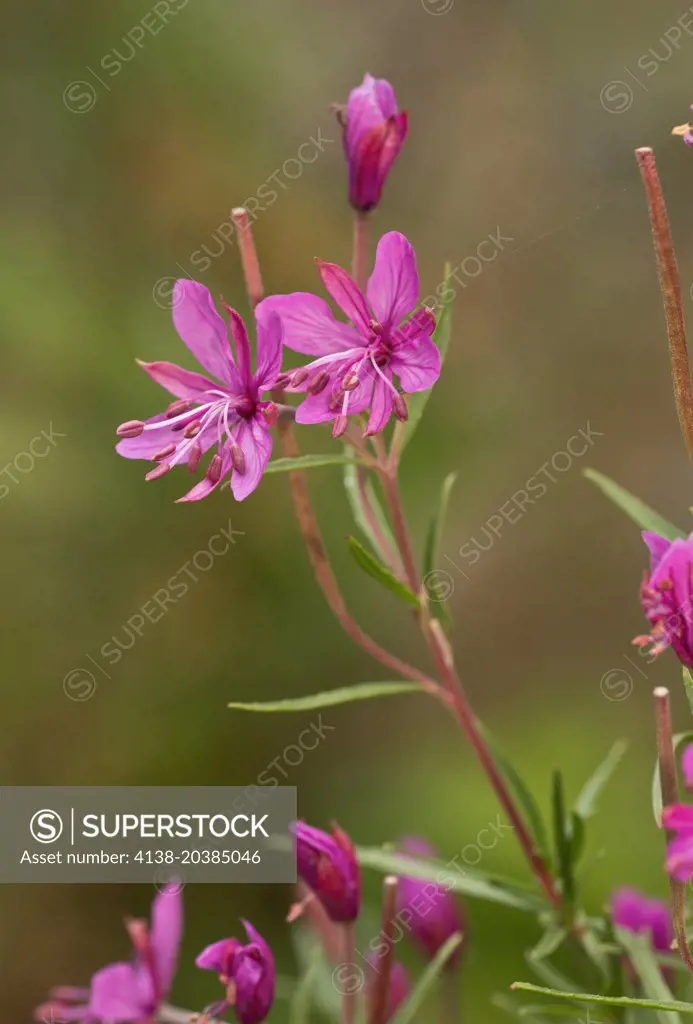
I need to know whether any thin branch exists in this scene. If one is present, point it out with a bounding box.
[367,877,399,1024]
[635,148,693,461]
[654,685,693,976]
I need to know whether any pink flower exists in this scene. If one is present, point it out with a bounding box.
[662,744,693,883]
[257,232,440,437]
[295,822,361,922]
[35,885,183,1023]
[365,959,411,1022]
[342,74,408,212]
[396,836,466,962]
[116,281,283,501]
[196,920,275,1024]
[611,887,672,953]
[634,531,693,667]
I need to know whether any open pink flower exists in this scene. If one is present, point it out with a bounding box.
[196,920,275,1024]
[342,74,408,212]
[35,885,183,1024]
[116,280,283,501]
[257,232,440,437]
[634,531,693,667]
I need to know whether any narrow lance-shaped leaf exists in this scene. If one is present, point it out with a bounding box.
[552,771,576,921]
[264,454,363,474]
[228,681,424,713]
[347,535,420,607]
[423,471,457,632]
[683,666,693,717]
[356,845,543,912]
[510,983,693,1016]
[289,944,328,1024]
[583,469,684,539]
[477,722,551,862]
[616,927,682,1024]
[389,934,463,1024]
[401,261,454,454]
[574,740,628,820]
[343,452,400,570]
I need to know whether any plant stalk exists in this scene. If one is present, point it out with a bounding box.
[654,685,693,975]
[635,148,693,462]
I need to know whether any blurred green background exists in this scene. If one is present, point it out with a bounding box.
[5,0,693,1019]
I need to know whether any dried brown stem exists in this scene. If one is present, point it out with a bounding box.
[635,148,693,461]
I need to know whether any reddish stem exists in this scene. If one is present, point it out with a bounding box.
[367,876,398,1024]
[654,686,693,975]
[231,207,264,309]
[353,212,370,291]
[635,148,693,462]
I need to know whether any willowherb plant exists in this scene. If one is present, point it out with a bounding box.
[39,80,693,1024]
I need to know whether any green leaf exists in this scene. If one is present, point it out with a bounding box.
[616,928,682,1024]
[355,845,543,911]
[347,536,420,607]
[400,262,454,454]
[684,668,693,717]
[343,455,400,570]
[529,926,568,963]
[583,469,684,539]
[574,740,628,820]
[289,943,329,1024]
[478,723,551,861]
[264,454,363,474]
[492,995,555,1023]
[389,933,463,1024]
[652,731,693,825]
[228,681,424,712]
[423,472,457,632]
[510,983,693,1015]
[423,472,458,577]
[551,771,576,920]
[291,927,340,1019]
[526,942,580,995]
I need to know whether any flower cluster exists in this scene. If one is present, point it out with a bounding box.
[36,824,466,1024]
[116,76,439,501]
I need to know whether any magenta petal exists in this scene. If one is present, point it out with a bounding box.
[88,963,149,1022]
[255,294,363,356]
[230,418,273,501]
[116,414,183,460]
[366,232,419,328]
[150,885,183,997]
[667,833,693,882]
[643,531,672,572]
[391,335,441,393]
[683,745,693,791]
[226,306,253,388]
[401,307,437,343]
[176,447,232,503]
[366,377,394,435]
[255,310,283,389]
[349,113,407,213]
[316,261,371,333]
[345,74,398,157]
[172,280,239,387]
[662,803,693,831]
[295,376,372,425]
[137,361,218,400]
[195,938,238,974]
